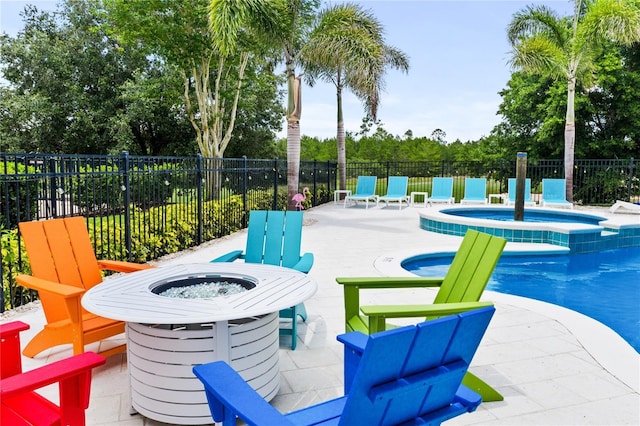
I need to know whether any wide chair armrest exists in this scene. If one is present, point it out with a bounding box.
[97,260,153,273]
[293,253,314,273]
[210,250,244,263]
[0,352,105,400]
[15,275,85,299]
[193,361,294,426]
[336,276,445,288]
[361,301,495,333]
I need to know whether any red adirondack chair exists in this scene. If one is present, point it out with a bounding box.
[0,321,105,425]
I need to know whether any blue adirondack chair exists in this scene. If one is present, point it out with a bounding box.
[541,179,573,209]
[344,176,378,209]
[505,178,536,206]
[211,210,314,349]
[193,306,495,426]
[425,177,455,205]
[461,178,488,205]
[377,176,409,209]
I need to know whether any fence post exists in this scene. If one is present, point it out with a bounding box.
[628,158,635,202]
[312,160,318,207]
[272,158,279,210]
[121,151,132,261]
[242,156,249,212]
[48,157,57,218]
[197,154,203,245]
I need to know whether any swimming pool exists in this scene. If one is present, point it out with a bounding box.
[403,247,640,353]
[419,206,640,252]
[442,207,606,225]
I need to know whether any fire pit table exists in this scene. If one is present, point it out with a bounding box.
[82,262,317,425]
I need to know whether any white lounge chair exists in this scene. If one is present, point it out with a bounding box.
[344,176,378,209]
[425,177,454,205]
[377,176,409,209]
[461,178,488,205]
[541,179,573,209]
[609,200,640,214]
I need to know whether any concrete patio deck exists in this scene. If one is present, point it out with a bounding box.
[3,202,639,425]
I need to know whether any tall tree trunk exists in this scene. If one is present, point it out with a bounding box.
[286,60,302,211]
[564,75,576,203]
[336,82,346,192]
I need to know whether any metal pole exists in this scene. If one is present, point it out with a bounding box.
[514,152,527,221]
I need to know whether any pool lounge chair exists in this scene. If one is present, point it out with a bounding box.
[193,306,496,426]
[377,176,409,209]
[609,200,640,214]
[336,229,507,402]
[505,178,536,206]
[461,178,488,205]
[344,176,378,209]
[541,179,573,209]
[425,177,454,205]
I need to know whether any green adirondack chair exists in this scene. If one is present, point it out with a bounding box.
[211,210,314,350]
[336,229,506,401]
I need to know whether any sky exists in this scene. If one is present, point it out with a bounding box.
[0,0,575,143]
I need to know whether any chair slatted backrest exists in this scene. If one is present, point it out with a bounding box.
[542,178,567,202]
[431,177,453,198]
[434,229,506,304]
[339,307,495,425]
[244,210,304,268]
[384,176,408,197]
[508,178,532,203]
[354,176,377,196]
[19,217,103,323]
[464,178,487,199]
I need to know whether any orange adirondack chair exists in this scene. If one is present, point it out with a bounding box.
[1,321,106,426]
[16,217,153,358]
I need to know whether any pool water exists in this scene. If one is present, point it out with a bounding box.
[403,247,640,353]
[442,207,605,225]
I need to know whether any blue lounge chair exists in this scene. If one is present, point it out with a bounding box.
[344,176,378,209]
[377,176,409,209]
[425,177,454,205]
[541,179,573,209]
[505,178,536,206]
[211,210,314,350]
[193,306,496,426]
[461,178,488,205]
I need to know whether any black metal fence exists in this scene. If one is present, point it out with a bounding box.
[0,152,336,311]
[2,153,638,311]
[344,158,638,205]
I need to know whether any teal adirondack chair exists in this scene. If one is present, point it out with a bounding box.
[211,210,314,350]
[336,229,506,401]
[541,179,573,209]
[193,306,496,426]
[461,178,488,204]
[377,176,409,209]
[425,177,454,205]
[344,176,378,209]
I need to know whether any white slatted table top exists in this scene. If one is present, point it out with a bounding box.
[82,263,317,324]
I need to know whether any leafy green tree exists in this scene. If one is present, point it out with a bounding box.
[105,1,251,179]
[507,0,640,201]
[209,0,321,210]
[0,1,158,154]
[301,3,409,191]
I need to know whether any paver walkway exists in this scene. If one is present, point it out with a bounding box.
[4,203,639,425]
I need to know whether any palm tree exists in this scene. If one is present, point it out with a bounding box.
[301,3,409,192]
[507,0,640,202]
[208,0,319,210]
